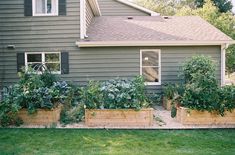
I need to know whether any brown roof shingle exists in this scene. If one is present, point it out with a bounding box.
[84,16,233,42]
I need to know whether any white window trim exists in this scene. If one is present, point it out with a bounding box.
[32,0,59,16]
[25,52,61,74]
[140,49,161,86]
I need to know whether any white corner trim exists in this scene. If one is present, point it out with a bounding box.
[76,40,235,47]
[221,44,228,86]
[80,0,86,39]
[88,0,101,16]
[140,49,161,86]
[116,0,160,16]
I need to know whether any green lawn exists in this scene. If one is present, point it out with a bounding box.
[0,129,234,155]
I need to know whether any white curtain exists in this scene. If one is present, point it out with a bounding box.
[36,0,46,14]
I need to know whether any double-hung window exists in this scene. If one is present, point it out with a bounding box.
[140,49,161,85]
[33,0,58,16]
[25,52,61,74]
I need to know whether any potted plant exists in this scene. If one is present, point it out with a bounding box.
[162,84,177,111]
[81,76,154,127]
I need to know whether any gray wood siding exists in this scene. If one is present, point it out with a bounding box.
[1,44,221,93]
[75,46,221,93]
[97,0,149,16]
[86,1,94,28]
[0,0,80,89]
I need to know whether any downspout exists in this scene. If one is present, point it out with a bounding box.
[80,0,86,39]
[221,43,229,86]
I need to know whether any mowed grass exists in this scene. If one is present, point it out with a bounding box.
[0,129,234,155]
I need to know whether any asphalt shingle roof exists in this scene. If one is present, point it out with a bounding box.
[84,16,233,42]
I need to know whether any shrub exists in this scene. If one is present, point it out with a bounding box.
[180,55,220,112]
[218,85,235,115]
[182,55,216,83]
[170,55,235,117]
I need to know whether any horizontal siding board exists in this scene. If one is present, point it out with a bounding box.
[98,0,149,16]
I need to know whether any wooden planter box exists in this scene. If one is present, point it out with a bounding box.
[177,107,235,125]
[18,105,62,125]
[85,108,154,127]
[163,97,172,111]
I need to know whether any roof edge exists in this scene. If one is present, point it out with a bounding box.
[116,0,160,16]
[88,0,101,16]
[76,40,235,47]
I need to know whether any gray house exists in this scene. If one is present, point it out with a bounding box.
[0,0,234,93]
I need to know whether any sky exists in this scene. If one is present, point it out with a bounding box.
[232,0,235,13]
[130,0,235,13]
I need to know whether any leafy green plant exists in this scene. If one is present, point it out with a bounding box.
[182,55,217,83]
[80,81,103,109]
[100,76,149,109]
[180,55,220,112]
[171,55,235,117]
[171,106,177,118]
[163,83,177,100]
[40,70,59,87]
[218,85,235,115]
[60,103,85,125]
[0,86,23,127]
[0,69,72,126]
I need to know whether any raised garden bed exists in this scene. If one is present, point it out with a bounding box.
[18,105,62,125]
[176,107,235,125]
[85,108,154,127]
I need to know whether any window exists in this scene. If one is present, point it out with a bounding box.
[140,49,161,85]
[25,52,61,74]
[32,0,58,16]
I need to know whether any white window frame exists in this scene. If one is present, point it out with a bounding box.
[32,0,59,16]
[140,49,161,86]
[25,52,61,74]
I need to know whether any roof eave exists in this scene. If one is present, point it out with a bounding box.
[76,40,235,47]
[88,0,101,16]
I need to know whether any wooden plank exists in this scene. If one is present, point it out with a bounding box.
[85,108,153,127]
[177,107,235,125]
[18,105,62,125]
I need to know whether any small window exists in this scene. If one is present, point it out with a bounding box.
[33,0,58,16]
[25,52,61,74]
[140,49,161,85]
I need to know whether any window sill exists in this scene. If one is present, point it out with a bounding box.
[33,14,58,17]
[144,82,161,86]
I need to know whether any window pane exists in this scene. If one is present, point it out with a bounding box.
[27,54,42,62]
[47,0,52,13]
[45,53,60,62]
[29,63,43,71]
[142,67,159,82]
[142,51,159,66]
[45,63,60,72]
[36,0,46,14]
